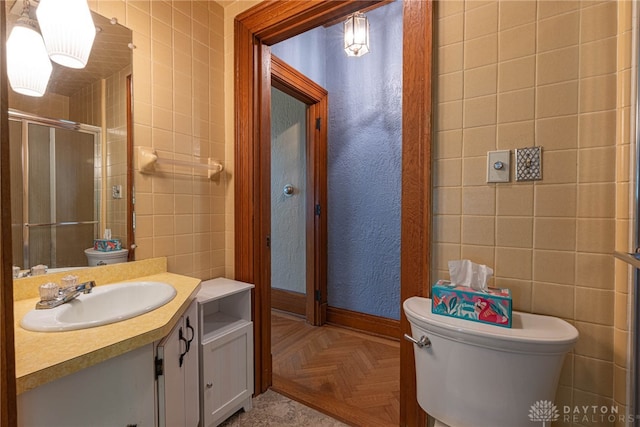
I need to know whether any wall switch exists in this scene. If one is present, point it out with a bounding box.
[487,150,510,183]
[112,185,123,199]
[515,147,542,181]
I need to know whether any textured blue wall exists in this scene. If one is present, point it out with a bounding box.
[272,1,403,320]
[271,27,327,88]
[325,2,403,320]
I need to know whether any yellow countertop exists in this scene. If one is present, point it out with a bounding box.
[14,270,201,394]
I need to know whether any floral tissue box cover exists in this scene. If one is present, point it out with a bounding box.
[93,239,122,252]
[431,280,512,328]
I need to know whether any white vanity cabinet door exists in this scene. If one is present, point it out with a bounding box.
[183,301,200,427]
[201,322,253,427]
[17,343,156,427]
[157,299,199,427]
[157,317,186,427]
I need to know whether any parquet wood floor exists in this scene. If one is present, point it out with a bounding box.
[271,310,400,427]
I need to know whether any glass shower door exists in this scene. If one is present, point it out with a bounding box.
[10,117,100,269]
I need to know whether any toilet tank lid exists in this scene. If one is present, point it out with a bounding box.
[403,297,578,352]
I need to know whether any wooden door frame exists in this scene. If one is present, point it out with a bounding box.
[234,1,432,425]
[270,55,328,326]
[1,1,18,425]
[126,74,135,262]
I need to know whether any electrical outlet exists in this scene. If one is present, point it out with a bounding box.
[487,150,510,183]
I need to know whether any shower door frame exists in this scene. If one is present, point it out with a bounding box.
[9,110,101,270]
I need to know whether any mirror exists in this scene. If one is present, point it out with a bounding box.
[5,3,133,274]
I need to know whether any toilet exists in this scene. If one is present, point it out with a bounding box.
[84,248,129,266]
[403,296,578,427]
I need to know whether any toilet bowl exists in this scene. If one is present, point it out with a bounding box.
[84,248,129,266]
[403,296,578,427]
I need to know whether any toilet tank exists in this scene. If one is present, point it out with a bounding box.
[403,297,578,427]
[84,248,129,266]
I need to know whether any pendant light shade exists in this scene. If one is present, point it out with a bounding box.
[344,12,370,57]
[6,20,53,97]
[36,0,96,69]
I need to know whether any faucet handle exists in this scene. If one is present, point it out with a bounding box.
[61,275,79,290]
[39,283,60,301]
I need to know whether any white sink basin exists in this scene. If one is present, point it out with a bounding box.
[21,281,177,332]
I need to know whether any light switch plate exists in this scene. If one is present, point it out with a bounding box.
[112,185,123,199]
[515,147,542,181]
[487,150,510,183]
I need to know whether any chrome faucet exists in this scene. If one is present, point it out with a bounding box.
[35,281,96,310]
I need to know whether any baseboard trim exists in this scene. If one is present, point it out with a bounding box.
[326,307,400,340]
[271,288,306,316]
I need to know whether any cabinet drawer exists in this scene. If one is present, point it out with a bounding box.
[201,322,253,427]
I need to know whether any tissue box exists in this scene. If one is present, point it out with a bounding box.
[93,239,122,252]
[431,280,512,328]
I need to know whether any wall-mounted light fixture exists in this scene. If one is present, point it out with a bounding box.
[6,0,52,97]
[343,12,370,57]
[36,0,96,69]
[6,0,96,97]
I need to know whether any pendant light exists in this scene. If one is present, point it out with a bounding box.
[344,12,370,57]
[6,0,52,97]
[36,0,96,69]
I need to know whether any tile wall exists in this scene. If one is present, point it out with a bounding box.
[614,0,634,424]
[89,0,226,279]
[70,76,105,242]
[433,1,636,426]
[103,65,131,241]
[9,91,69,120]
[219,0,261,278]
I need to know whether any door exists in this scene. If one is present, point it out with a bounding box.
[270,55,328,326]
[270,87,309,317]
[8,118,100,269]
[157,300,199,427]
[201,323,253,427]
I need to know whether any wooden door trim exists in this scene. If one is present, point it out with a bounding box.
[326,307,400,340]
[234,2,432,425]
[267,55,328,324]
[401,2,433,424]
[1,2,18,425]
[271,288,306,316]
[307,97,328,326]
[271,54,328,327]
[271,55,326,104]
[126,74,135,261]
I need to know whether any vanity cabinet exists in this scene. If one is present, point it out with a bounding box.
[156,299,199,427]
[197,278,254,427]
[16,301,200,427]
[17,343,157,426]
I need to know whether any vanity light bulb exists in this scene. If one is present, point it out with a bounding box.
[36,0,96,69]
[6,24,52,97]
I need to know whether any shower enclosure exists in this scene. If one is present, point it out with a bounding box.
[9,111,101,270]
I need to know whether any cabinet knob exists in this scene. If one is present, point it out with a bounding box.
[206,382,213,388]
